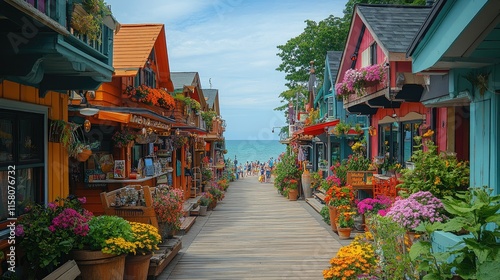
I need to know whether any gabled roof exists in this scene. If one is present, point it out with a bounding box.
[326,51,343,84]
[203,89,218,108]
[171,72,197,90]
[113,24,163,73]
[357,4,431,53]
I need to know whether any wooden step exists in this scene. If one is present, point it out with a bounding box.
[313,191,326,203]
[306,197,324,214]
[179,216,196,235]
[190,205,200,216]
[148,237,182,277]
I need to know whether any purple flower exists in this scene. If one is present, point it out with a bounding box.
[78,197,87,204]
[386,191,447,230]
[15,225,24,237]
[48,202,57,210]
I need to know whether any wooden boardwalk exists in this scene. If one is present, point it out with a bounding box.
[159,176,344,280]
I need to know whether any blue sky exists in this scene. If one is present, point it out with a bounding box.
[105,0,347,140]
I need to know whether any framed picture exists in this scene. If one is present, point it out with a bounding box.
[114,160,125,178]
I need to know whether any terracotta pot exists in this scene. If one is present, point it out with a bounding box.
[76,149,92,162]
[124,253,152,280]
[328,205,338,232]
[71,250,125,280]
[288,189,298,201]
[337,227,352,239]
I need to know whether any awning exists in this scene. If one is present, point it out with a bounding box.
[303,120,340,136]
[97,111,131,123]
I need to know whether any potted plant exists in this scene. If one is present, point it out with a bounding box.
[286,178,299,201]
[72,215,135,279]
[324,185,354,232]
[112,129,136,148]
[124,222,161,280]
[357,195,393,231]
[153,188,184,239]
[336,206,355,239]
[199,193,211,216]
[15,196,93,278]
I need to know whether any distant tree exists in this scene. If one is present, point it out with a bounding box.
[275,0,427,115]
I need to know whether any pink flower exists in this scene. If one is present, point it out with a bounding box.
[78,197,87,204]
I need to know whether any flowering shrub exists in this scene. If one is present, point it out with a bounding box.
[399,135,469,199]
[15,196,92,275]
[386,191,447,230]
[335,64,387,98]
[357,195,392,216]
[153,188,184,231]
[103,237,136,255]
[323,232,377,280]
[217,179,229,191]
[324,185,354,207]
[129,222,161,255]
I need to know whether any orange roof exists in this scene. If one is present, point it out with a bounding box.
[113,23,173,91]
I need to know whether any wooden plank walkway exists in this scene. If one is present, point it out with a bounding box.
[159,176,344,279]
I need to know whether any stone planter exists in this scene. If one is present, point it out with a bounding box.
[199,205,208,216]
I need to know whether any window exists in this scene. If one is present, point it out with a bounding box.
[327,96,334,118]
[370,42,377,65]
[0,109,45,227]
[379,120,422,165]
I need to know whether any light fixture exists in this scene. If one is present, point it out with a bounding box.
[79,107,99,116]
[84,119,91,132]
[176,128,180,135]
[350,52,358,61]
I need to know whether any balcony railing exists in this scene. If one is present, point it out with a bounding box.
[21,0,114,59]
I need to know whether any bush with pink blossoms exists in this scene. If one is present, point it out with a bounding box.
[357,195,392,216]
[15,195,93,277]
[386,191,447,231]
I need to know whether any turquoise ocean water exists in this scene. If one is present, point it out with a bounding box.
[225,140,286,166]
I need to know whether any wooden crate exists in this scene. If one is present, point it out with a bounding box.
[100,185,159,230]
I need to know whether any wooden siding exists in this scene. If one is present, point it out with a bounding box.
[0,80,69,201]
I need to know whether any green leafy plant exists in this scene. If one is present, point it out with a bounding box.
[273,147,300,194]
[371,215,418,279]
[84,215,134,253]
[201,110,218,131]
[320,205,331,225]
[333,121,351,136]
[71,0,111,41]
[410,186,500,280]
[399,135,470,199]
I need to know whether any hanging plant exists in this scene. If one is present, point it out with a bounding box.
[201,110,218,131]
[171,135,188,149]
[112,129,136,148]
[464,71,490,96]
[71,0,111,41]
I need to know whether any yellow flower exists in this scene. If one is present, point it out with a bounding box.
[423,129,434,138]
[434,176,441,185]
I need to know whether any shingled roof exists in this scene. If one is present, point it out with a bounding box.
[171,72,197,90]
[357,4,431,53]
[326,51,343,81]
[203,89,218,108]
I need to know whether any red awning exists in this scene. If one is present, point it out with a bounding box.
[303,120,340,136]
